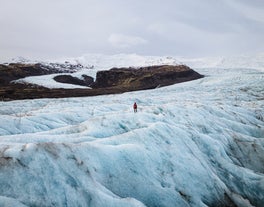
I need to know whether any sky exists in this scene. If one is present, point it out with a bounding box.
[0,0,264,61]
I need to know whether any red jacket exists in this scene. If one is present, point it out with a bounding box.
[133,103,137,109]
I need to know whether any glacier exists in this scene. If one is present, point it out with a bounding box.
[11,53,264,89]
[0,55,264,207]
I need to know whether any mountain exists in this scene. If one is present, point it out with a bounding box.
[0,54,263,207]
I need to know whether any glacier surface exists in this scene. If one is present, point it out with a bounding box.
[0,56,264,207]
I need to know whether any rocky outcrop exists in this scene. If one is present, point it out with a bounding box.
[0,63,49,86]
[93,65,203,90]
[53,75,94,87]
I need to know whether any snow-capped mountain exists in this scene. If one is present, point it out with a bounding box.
[0,54,263,207]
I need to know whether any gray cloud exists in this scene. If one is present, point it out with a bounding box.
[0,0,263,61]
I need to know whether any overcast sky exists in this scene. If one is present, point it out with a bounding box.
[0,0,264,61]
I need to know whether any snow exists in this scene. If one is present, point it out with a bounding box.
[0,56,264,207]
[14,73,89,89]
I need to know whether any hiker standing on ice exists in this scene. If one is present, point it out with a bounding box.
[133,102,137,113]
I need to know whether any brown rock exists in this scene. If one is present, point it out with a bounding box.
[53,75,94,87]
[93,65,203,90]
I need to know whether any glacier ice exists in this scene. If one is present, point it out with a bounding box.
[0,65,263,207]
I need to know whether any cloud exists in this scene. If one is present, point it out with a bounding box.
[0,0,264,61]
[108,33,148,48]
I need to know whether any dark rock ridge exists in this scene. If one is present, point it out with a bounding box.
[93,65,203,90]
[0,63,203,100]
[0,63,51,86]
[54,75,94,87]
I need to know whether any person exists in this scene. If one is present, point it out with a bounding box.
[133,102,137,113]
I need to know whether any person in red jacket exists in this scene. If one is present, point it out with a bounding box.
[133,102,137,113]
